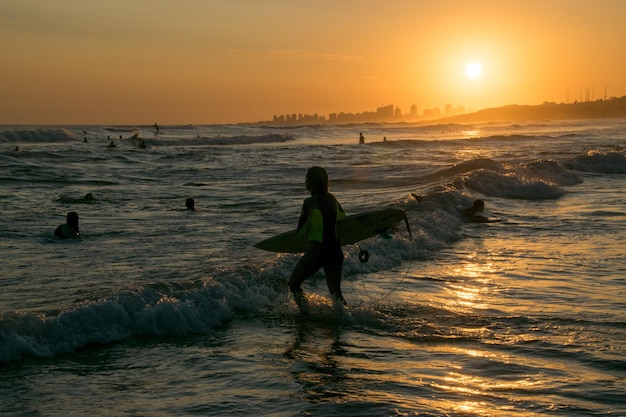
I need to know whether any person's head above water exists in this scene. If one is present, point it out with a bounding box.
[473,199,485,212]
[66,211,79,231]
[185,198,195,210]
[306,166,329,194]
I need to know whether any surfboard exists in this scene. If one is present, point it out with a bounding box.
[254,207,410,253]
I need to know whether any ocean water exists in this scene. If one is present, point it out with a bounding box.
[1,119,625,416]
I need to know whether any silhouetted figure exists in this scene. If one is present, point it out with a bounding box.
[108,140,116,148]
[462,199,487,222]
[185,198,195,210]
[54,211,80,239]
[288,167,347,310]
[154,122,160,132]
[359,132,365,144]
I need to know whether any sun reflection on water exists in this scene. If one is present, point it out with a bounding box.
[443,254,498,313]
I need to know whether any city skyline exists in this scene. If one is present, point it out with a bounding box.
[269,103,467,125]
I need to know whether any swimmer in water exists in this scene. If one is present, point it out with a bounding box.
[54,211,81,239]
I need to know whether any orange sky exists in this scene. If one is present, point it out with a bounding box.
[1,0,625,125]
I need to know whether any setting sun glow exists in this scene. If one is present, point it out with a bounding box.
[0,1,625,124]
[465,62,483,79]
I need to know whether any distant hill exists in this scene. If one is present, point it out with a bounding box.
[438,96,626,124]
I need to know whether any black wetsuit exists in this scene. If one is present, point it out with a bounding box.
[288,192,346,303]
[54,224,80,239]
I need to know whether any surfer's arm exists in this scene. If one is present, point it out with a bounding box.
[307,209,324,243]
[296,207,323,242]
[297,208,323,263]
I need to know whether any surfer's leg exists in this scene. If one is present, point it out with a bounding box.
[323,263,346,305]
[289,261,315,308]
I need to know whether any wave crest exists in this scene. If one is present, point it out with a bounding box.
[0,129,77,143]
[563,150,626,173]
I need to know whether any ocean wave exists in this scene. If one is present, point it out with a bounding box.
[417,158,573,200]
[147,133,296,146]
[0,269,279,362]
[0,129,78,143]
[563,150,626,174]
[0,198,450,364]
[518,160,583,186]
[460,169,567,199]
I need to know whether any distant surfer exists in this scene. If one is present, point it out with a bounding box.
[154,122,160,133]
[288,166,348,310]
[462,199,488,223]
[54,211,81,239]
[185,198,195,210]
[359,132,365,144]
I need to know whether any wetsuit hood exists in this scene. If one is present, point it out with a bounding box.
[306,166,329,194]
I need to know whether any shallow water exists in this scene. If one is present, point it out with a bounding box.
[1,119,625,416]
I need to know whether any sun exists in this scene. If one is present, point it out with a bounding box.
[465,61,482,79]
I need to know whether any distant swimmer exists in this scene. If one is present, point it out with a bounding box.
[54,211,81,239]
[107,140,117,148]
[462,199,488,223]
[154,122,160,132]
[359,132,365,144]
[185,198,195,210]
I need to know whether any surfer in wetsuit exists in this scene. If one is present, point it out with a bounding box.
[288,166,347,309]
[54,211,80,239]
[462,199,487,222]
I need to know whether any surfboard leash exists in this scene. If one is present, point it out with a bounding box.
[357,244,412,303]
[357,211,414,302]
